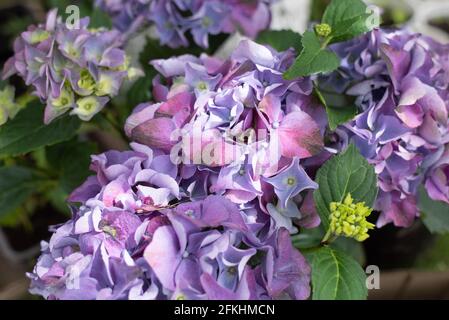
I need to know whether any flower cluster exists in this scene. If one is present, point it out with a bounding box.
[95,0,274,48]
[28,143,311,300]
[322,29,449,227]
[125,40,326,233]
[2,9,139,123]
[328,194,374,242]
[28,39,325,300]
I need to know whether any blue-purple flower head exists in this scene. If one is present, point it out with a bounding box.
[96,0,275,48]
[28,143,311,300]
[2,9,140,123]
[321,29,449,227]
[125,40,324,233]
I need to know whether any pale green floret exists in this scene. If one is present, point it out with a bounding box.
[315,23,332,38]
[111,56,142,81]
[127,67,143,80]
[51,88,74,110]
[96,74,114,96]
[29,30,50,44]
[197,81,208,91]
[78,69,96,94]
[74,96,101,120]
[329,193,374,242]
[173,77,185,85]
[66,43,81,59]
[0,85,21,124]
[114,55,131,73]
[88,28,103,33]
[202,17,212,28]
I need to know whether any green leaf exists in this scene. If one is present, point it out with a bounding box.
[418,186,449,234]
[314,144,378,229]
[284,31,339,79]
[315,87,358,130]
[0,100,80,158]
[326,105,358,131]
[292,226,365,264]
[126,73,155,109]
[44,140,97,215]
[292,226,325,249]
[0,166,41,219]
[46,140,97,193]
[332,237,366,265]
[46,187,72,216]
[322,0,375,44]
[256,30,303,52]
[305,246,367,300]
[88,7,113,29]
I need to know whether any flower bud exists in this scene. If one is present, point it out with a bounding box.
[329,194,374,242]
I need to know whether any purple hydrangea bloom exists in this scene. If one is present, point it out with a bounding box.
[95,0,275,48]
[125,40,324,232]
[28,143,311,300]
[2,9,139,123]
[321,29,449,227]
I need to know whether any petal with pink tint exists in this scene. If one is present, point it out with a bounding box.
[157,91,193,117]
[258,94,283,124]
[131,117,178,153]
[395,104,424,128]
[143,226,180,291]
[278,111,323,159]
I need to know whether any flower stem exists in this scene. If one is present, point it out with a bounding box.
[321,228,337,245]
[101,110,129,143]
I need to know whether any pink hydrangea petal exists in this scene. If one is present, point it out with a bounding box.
[278,111,324,159]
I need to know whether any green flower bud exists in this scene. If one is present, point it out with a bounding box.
[315,23,332,38]
[329,194,374,242]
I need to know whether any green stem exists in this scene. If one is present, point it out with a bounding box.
[101,111,129,143]
[321,228,337,245]
[320,36,332,49]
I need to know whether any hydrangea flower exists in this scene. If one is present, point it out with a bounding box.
[95,0,275,48]
[28,143,311,300]
[321,29,449,227]
[125,40,325,233]
[2,9,140,123]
